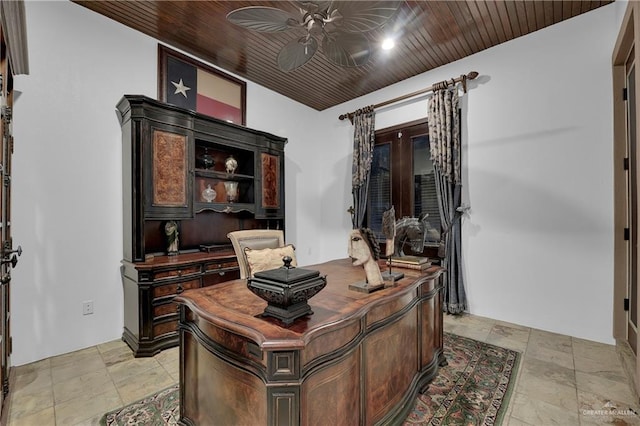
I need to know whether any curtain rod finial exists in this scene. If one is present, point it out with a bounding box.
[467,71,479,80]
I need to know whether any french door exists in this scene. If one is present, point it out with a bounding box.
[367,119,441,258]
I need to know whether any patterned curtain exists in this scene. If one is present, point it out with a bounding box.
[428,86,467,314]
[351,106,375,228]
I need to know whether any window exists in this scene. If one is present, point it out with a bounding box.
[367,120,441,256]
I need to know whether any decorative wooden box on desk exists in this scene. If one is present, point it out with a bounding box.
[175,258,444,426]
[117,95,287,357]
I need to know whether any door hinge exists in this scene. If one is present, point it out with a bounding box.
[624,157,630,170]
[624,87,629,101]
[625,227,630,240]
[3,174,9,187]
[625,298,630,311]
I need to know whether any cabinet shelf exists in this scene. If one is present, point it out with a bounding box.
[194,169,253,181]
[194,202,255,214]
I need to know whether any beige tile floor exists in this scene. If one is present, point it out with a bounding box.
[3,313,640,425]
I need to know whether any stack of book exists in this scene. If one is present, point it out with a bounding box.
[386,256,432,271]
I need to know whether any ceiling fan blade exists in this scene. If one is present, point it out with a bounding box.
[322,33,371,67]
[294,1,333,14]
[227,7,300,32]
[327,1,402,33]
[277,37,318,72]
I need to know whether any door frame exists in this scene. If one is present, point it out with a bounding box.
[613,0,640,398]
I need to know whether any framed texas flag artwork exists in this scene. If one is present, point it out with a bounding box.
[158,45,246,126]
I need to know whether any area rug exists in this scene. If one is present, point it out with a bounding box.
[101,333,520,425]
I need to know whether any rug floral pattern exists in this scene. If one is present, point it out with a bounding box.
[101,333,519,426]
[405,333,520,425]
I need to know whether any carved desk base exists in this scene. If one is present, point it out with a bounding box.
[175,258,444,426]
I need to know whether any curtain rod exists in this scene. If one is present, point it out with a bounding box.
[338,71,479,122]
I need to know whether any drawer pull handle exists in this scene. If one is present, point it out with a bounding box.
[219,271,225,276]
[176,284,184,294]
[177,270,182,277]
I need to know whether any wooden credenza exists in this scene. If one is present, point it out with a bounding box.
[175,258,444,426]
[117,95,287,357]
[121,250,240,357]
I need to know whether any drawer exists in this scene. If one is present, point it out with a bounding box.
[205,259,239,271]
[202,268,240,287]
[153,278,200,299]
[153,319,178,338]
[154,301,180,318]
[153,265,200,280]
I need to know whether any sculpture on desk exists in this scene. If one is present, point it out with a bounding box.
[348,227,384,289]
[165,220,179,255]
[381,207,404,282]
[394,214,430,256]
[381,207,396,258]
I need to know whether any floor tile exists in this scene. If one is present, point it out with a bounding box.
[576,371,638,406]
[529,328,573,354]
[520,355,576,388]
[99,344,134,368]
[12,367,52,395]
[7,386,54,421]
[50,355,106,384]
[525,343,574,371]
[107,356,161,384]
[52,369,113,404]
[114,365,176,405]
[8,406,55,426]
[49,347,100,369]
[516,370,579,412]
[509,392,580,425]
[53,386,122,425]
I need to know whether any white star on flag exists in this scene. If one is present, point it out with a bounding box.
[171,79,191,98]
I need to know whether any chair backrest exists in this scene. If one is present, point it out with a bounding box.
[227,229,285,279]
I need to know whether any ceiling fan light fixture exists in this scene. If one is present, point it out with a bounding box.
[381,38,395,51]
[227,1,402,72]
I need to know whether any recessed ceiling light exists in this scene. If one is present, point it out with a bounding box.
[382,38,395,51]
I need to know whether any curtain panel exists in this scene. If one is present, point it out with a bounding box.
[351,106,375,229]
[428,88,467,314]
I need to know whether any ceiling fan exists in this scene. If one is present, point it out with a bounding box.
[226,1,402,72]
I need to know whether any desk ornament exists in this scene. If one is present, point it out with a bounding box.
[348,228,385,293]
[380,206,403,284]
[225,155,238,174]
[247,256,327,325]
[164,220,179,255]
[201,184,216,203]
[224,181,239,202]
[198,147,214,170]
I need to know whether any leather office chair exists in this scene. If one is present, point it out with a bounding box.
[227,229,285,279]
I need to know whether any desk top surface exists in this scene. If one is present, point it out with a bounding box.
[175,258,442,349]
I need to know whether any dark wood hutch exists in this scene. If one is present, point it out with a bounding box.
[117,95,286,357]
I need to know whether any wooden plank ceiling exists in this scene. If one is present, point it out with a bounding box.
[73,1,613,111]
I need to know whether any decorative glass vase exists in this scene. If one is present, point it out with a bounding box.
[202,184,216,203]
[224,181,239,202]
[225,155,238,174]
[199,147,214,170]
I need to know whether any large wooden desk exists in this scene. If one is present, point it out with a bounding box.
[175,258,444,426]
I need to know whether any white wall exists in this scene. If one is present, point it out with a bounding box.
[11,0,323,366]
[318,1,626,344]
[9,0,627,366]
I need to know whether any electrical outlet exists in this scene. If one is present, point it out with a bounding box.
[82,301,94,315]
